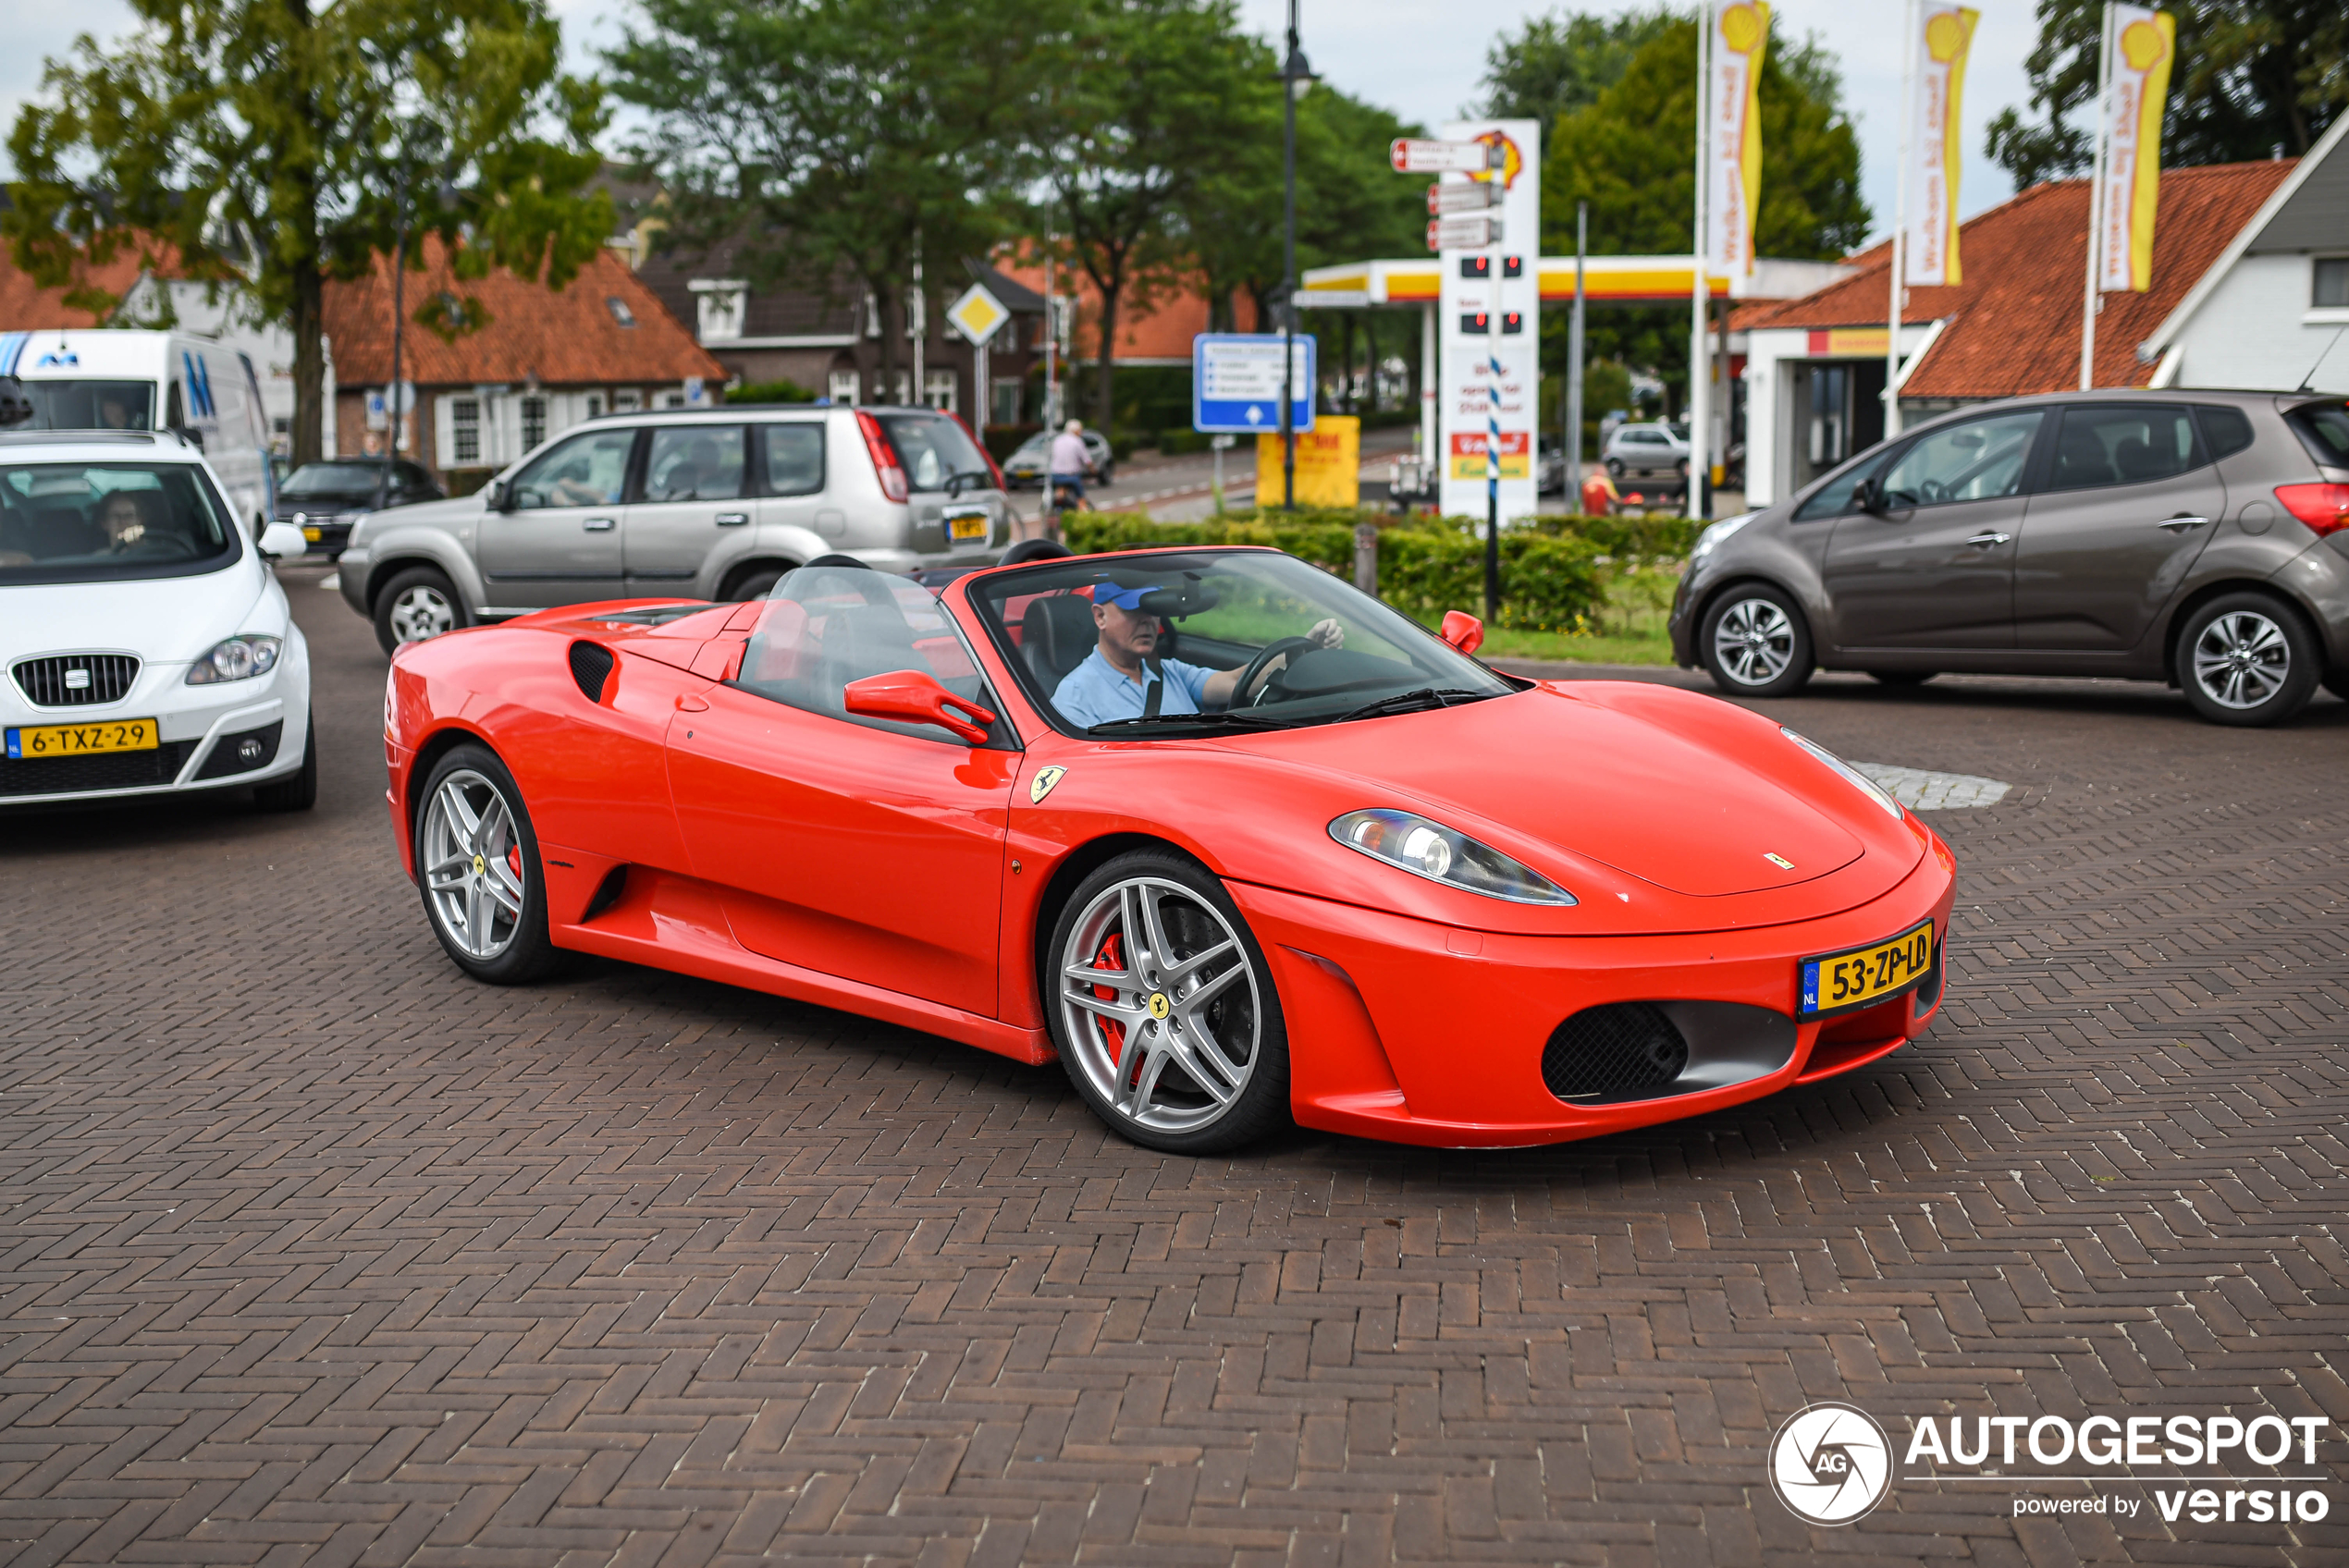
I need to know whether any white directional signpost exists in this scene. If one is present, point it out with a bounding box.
[1390,122,1540,619]
[1191,334,1315,435]
[947,283,1011,435]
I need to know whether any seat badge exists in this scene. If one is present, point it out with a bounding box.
[1029,766,1067,803]
[1764,851,1795,870]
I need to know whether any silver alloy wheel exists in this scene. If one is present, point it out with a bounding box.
[388,582,457,645]
[2191,609,2291,710]
[1713,596,1795,687]
[1059,876,1261,1135]
[420,768,526,960]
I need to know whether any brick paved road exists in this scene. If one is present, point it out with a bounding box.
[3,566,2345,1567]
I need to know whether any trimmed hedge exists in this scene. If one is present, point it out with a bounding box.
[726,378,818,405]
[1060,510,1605,633]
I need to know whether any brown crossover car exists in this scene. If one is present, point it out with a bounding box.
[1670,390,2349,725]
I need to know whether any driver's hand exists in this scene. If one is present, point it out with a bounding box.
[1308,618,1345,650]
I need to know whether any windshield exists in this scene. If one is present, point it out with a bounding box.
[16,381,156,433]
[0,462,240,585]
[969,549,1515,737]
[876,411,991,491]
[281,461,385,498]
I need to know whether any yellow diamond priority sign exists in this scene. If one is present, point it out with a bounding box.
[946,284,1011,347]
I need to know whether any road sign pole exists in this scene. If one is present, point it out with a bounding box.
[1485,142,1504,619]
[1280,0,1301,511]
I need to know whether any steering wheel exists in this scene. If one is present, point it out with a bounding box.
[1233,636,1320,707]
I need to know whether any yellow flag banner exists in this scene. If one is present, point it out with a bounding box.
[1703,2,1769,278]
[2097,6,2175,292]
[1904,6,1978,287]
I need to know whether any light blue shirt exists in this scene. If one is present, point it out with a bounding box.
[1052,646,1215,729]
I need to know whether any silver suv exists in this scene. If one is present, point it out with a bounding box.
[338,406,1009,654]
[1670,389,2349,726]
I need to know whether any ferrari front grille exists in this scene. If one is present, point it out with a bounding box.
[1542,1001,1691,1102]
[13,653,140,707]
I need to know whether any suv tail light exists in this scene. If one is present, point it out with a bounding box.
[948,410,1008,492]
[855,410,909,503]
[2275,483,2349,535]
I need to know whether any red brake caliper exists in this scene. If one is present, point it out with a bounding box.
[1091,932,1129,1073]
[507,845,523,879]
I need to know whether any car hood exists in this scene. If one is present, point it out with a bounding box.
[0,565,269,667]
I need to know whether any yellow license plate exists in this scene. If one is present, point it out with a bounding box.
[1800,919,1935,1019]
[302,525,322,541]
[6,717,161,760]
[948,513,989,543]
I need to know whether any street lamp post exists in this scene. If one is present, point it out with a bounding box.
[1278,0,1315,510]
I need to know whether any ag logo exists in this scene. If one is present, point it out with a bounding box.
[1029,766,1067,803]
[1767,1402,1892,1525]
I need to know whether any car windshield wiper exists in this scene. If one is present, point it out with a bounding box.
[1086,710,1297,736]
[1330,687,1497,724]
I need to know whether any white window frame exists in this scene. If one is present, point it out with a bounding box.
[923,369,957,413]
[829,370,860,406]
[690,277,748,343]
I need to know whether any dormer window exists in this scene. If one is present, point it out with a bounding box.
[607,296,636,327]
[689,278,748,343]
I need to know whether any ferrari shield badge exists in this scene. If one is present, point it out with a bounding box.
[1764,851,1795,870]
[1029,766,1067,803]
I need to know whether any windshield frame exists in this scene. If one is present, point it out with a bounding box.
[960,545,1518,741]
[0,459,246,588]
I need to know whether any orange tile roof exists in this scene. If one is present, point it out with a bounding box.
[0,235,175,328]
[1730,161,2296,397]
[323,238,722,387]
[994,262,1261,361]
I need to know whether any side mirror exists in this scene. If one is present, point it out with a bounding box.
[842,668,997,744]
[1440,610,1485,655]
[258,521,310,559]
[0,375,31,428]
[1854,478,1885,514]
[485,478,512,511]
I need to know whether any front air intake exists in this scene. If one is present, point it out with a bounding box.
[1543,1002,1691,1102]
[568,641,616,704]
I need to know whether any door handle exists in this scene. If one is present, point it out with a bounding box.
[584,516,616,532]
[1965,532,2011,548]
[2157,515,2212,532]
[716,512,749,527]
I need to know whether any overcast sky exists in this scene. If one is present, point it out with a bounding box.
[6,0,2044,248]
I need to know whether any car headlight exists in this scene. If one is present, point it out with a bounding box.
[186,634,283,684]
[344,510,373,547]
[1330,808,1577,906]
[1689,511,1755,566]
[1780,727,1903,819]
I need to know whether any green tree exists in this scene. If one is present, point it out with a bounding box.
[1540,17,1869,406]
[1986,0,2348,191]
[6,0,609,465]
[1478,7,1678,126]
[607,0,1034,398]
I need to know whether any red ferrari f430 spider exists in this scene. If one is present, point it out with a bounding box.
[382,547,1957,1152]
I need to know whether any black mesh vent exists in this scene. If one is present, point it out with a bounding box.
[0,740,196,797]
[13,654,141,707]
[1542,1002,1691,1102]
[568,641,616,704]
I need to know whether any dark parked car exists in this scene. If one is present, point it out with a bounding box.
[277,459,443,557]
[1671,389,2349,726]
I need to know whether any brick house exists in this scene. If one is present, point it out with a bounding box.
[324,239,723,490]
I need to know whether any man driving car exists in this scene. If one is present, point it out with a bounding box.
[1052,581,1342,729]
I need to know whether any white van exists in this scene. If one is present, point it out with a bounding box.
[0,330,276,531]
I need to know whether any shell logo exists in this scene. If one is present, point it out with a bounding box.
[1470,131,1524,190]
[1924,10,1967,63]
[2120,17,2167,69]
[1718,3,1765,54]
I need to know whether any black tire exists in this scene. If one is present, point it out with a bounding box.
[722,561,793,602]
[2176,592,2319,727]
[412,743,563,984]
[1096,463,1114,487]
[1867,669,1937,687]
[1045,850,1290,1154]
[252,708,319,812]
[1699,583,1814,699]
[1605,458,1625,479]
[2325,670,2349,704]
[1001,538,1074,564]
[374,565,469,657]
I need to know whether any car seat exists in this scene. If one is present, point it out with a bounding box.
[29,506,102,558]
[1021,594,1098,685]
[2054,425,2117,488]
[2111,435,2166,484]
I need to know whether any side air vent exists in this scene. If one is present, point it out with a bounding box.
[1543,1002,1690,1101]
[568,640,616,704]
[582,864,629,922]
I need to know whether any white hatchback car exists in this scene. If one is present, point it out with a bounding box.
[0,430,317,810]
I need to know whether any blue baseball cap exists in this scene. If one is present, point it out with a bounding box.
[1089,582,1153,609]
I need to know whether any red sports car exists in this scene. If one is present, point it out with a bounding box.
[382,546,1957,1153]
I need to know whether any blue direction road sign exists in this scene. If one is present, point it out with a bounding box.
[1193,334,1315,435]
